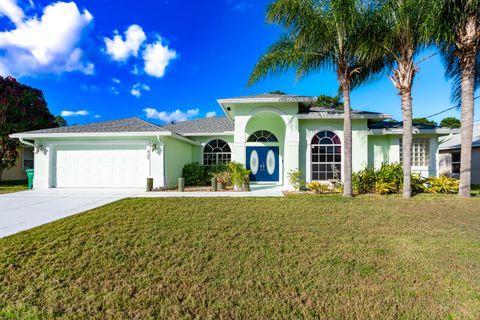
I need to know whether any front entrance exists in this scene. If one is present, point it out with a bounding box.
[246,146,279,182]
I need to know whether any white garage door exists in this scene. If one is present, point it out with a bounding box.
[55,144,149,188]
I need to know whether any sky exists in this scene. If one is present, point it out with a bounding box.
[0,0,478,126]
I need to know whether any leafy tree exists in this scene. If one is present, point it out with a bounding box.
[268,90,287,95]
[248,0,385,197]
[55,115,68,127]
[315,95,344,110]
[0,76,57,182]
[362,0,435,198]
[428,0,480,197]
[440,117,462,128]
[412,118,437,126]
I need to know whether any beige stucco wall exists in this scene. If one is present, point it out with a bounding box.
[1,148,31,181]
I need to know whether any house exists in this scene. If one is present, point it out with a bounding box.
[1,147,34,182]
[10,94,452,190]
[439,121,480,185]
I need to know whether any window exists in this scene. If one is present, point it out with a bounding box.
[203,139,231,166]
[247,130,278,142]
[22,148,34,170]
[311,131,341,180]
[400,138,430,166]
[451,152,460,178]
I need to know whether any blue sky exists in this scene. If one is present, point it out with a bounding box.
[0,0,478,125]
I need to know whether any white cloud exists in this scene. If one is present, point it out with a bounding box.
[0,1,94,77]
[109,86,119,95]
[112,77,120,84]
[104,24,146,62]
[143,38,177,78]
[131,65,139,75]
[206,111,216,118]
[0,0,24,25]
[130,82,150,98]
[143,107,199,123]
[94,114,101,118]
[61,110,89,117]
[81,84,99,91]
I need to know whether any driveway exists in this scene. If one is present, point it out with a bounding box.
[0,189,139,238]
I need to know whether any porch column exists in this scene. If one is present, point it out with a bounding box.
[284,115,300,190]
[233,115,248,165]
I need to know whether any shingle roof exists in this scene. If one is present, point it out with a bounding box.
[160,116,233,134]
[301,105,385,116]
[15,117,167,134]
[439,121,480,150]
[368,120,438,130]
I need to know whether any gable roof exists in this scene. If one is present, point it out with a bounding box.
[160,116,233,135]
[439,121,480,150]
[13,117,167,135]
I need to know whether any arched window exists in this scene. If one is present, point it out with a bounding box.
[311,131,341,180]
[203,139,231,166]
[247,130,278,142]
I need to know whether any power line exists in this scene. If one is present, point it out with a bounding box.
[424,95,480,119]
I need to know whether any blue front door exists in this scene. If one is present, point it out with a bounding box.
[246,146,279,182]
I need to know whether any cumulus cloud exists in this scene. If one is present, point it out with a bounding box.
[112,77,120,83]
[143,107,199,123]
[109,86,119,95]
[94,114,101,119]
[130,82,150,98]
[0,0,24,25]
[0,1,94,77]
[61,110,89,117]
[206,111,216,118]
[104,24,146,62]
[143,38,177,78]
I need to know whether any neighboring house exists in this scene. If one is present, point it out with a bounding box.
[1,147,34,181]
[10,94,452,190]
[439,121,480,185]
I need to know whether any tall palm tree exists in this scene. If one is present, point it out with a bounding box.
[248,0,383,197]
[428,0,480,198]
[363,0,434,198]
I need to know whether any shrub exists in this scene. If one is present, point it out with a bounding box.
[287,169,304,191]
[426,176,459,194]
[182,163,209,186]
[208,162,228,176]
[227,162,250,190]
[352,166,377,194]
[353,163,403,195]
[215,170,231,187]
[307,181,332,194]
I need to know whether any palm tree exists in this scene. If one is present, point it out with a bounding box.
[248,0,383,197]
[428,0,480,198]
[362,0,434,198]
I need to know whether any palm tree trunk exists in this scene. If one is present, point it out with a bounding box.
[459,56,476,198]
[401,90,413,198]
[342,86,353,197]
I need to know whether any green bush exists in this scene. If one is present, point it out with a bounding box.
[207,162,228,176]
[227,162,250,190]
[426,176,459,194]
[287,169,304,191]
[307,181,332,194]
[182,163,209,186]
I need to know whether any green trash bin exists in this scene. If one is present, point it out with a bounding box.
[26,169,34,190]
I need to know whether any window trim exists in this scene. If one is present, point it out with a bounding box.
[22,148,34,171]
[202,139,232,166]
[310,131,342,181]
[247,130,278,143]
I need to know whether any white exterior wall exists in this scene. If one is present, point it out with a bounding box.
[32,137,165,189]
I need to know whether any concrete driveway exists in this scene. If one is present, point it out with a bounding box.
[0,188,139,238]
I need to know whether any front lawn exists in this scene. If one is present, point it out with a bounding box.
[0,181,28,194]
[1,195,479,319]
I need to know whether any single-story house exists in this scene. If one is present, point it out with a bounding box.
[11,94,452,190]
[439,121,480,185]
[1,147,33,182]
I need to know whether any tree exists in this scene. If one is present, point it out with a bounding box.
[440,117,462,128]
[412,118,437,126]
[248,0,384,197]
[0,76,57,182]
[362,0,434,198]
[315,95,344,110]
[428,0,480,197]
[55,115,68,127]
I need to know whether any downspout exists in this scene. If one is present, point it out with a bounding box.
[19,137,35,148]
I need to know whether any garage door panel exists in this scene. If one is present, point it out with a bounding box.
[55,144,149,188]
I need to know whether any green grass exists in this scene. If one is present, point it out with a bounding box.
[1,195,480,319]
[0,180,28,194]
